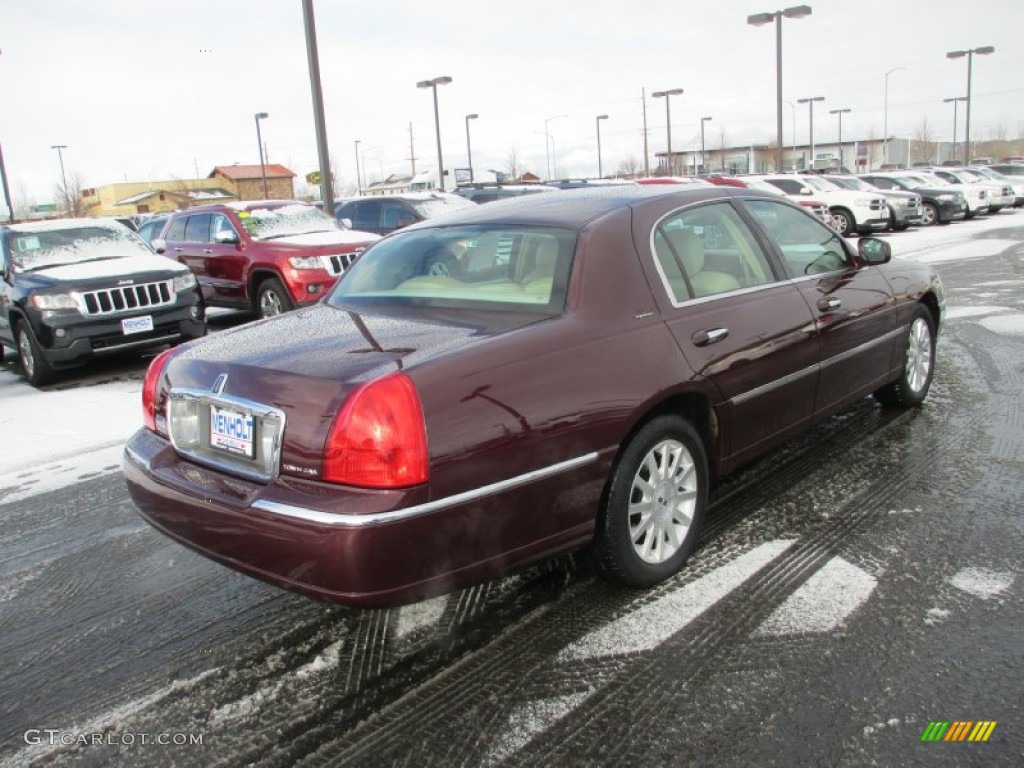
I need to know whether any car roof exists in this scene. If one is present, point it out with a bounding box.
[2,217,128,233]
[167,200,309,215]
[398,186,775,231]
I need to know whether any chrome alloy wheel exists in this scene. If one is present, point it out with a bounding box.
[628,439,698,564]
[920,204,937,226]
[17,329,35,379]
[905,316,933,394]
[260,289,284,317]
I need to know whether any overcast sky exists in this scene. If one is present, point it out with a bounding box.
[3,0,1022,207]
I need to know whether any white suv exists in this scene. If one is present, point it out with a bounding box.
[907,171,989,218]
[747,174,889,237]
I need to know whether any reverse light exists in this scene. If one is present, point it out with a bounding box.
[142,347,177,433]
[323,372,428,488]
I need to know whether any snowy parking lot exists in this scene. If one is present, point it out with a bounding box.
[1,214,1022,766]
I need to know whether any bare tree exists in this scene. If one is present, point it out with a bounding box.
[718,127,729,172]
[54,173,87,218]
[505,145,520,181]
[13,180,37,221]
[616,153,640,178]
[910,118,937,166]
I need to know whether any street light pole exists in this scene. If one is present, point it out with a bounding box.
[946,46,995,164]
[465,113,478,182]
[830,108,851,169]
[797,96,825,168]
[652,88,683,174]
[943,97,967,164]
[254,113,269,199]
[700,116,713,174]
[50,145,68,213]
[595,114,608,177]
[543,114,568,180]
[353,139,362,195]
[417,76,453,191]
[883,67,904,165]
[747,5,813,172]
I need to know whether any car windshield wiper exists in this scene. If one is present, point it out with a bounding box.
[21,255,130,273]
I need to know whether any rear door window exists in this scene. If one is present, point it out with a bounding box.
[184,213,212,243]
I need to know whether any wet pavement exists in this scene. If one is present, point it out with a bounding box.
[1,224,1022,767]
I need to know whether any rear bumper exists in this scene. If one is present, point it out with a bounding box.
[122,428,597,607]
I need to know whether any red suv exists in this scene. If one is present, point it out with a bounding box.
[154,201,379,318]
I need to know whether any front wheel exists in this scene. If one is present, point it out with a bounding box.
[873,305,936,408]
[16,320,56,387]
[830,208,854,237]
[595,415,708,588]
[256,278,294,319]
[920,202,939,227]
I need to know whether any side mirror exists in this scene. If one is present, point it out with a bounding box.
[213,231,239,245]
[339,217,353,230]
[152,238,166,254]
[858,237,891,265]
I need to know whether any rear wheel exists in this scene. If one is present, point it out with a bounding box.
[830,208,855,237]
[596,415,708,588]
[16,320,56,387]
[873,305,935,408]
[256,278,294,319]
[920,202,939,226]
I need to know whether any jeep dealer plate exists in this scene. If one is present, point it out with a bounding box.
[122,315,154,335]
[209,405,255,458]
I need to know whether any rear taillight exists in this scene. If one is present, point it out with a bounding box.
[142,347,176,433]
[323,372,428,488]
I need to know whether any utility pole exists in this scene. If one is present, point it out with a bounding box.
[642,88,650,177]
[408,122,417,175]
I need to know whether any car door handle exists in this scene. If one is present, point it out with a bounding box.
[173,247,184,253]
[202,249,212,254]
[817,297,842,312]
[692,327,729,346]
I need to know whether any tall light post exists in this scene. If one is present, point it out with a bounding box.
[700,116,713,174]
[353,139,362,195]
[883,66,904,165]
[417,75,453,191]
[946,46,995,164]
[783,99,797,164]
[747,5,813,172]
[543,114,568,180]
[253,113,269,199]
[944,97,967,164]
[830,108,851,169]
[464,113,479,182]
[595,114,609,178]
[797,96,825,168]
[652,88,683,174]
[50,145,69,211]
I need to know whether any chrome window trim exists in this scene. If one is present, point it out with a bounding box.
[251,452,600,528]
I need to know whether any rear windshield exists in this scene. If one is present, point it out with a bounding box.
[328,224,576,314]
[5,224,151,272]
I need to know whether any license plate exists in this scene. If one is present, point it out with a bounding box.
[209,405,255,458]
[122,315,154,335]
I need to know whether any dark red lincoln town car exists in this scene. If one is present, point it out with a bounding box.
[123,186,943,607]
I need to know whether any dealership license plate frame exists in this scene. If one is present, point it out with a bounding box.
[209,404,255,458]
[121,315,154,335]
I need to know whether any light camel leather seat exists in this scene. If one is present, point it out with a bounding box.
[663,229,741,298]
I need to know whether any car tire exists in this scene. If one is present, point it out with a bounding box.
[920,202,939,226]
[873,305,936,408]
[595,415,708,588]
[830,208,855,237]
[256,278,294,319]
[16,320,56,387]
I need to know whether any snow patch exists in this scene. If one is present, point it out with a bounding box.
[978,313,1024,337]
[0,443,125,505]
[559,540,795,661]
[944,305,1010,319]
[295,639,343,679]
[754,557,877,636]
[210,680,285,725]
[485,691,594,765]
[394,595,448,639]
[925,607,952,626]
[949,568,1014,599]
[33,253,187,281]
[894,238,1020,264]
